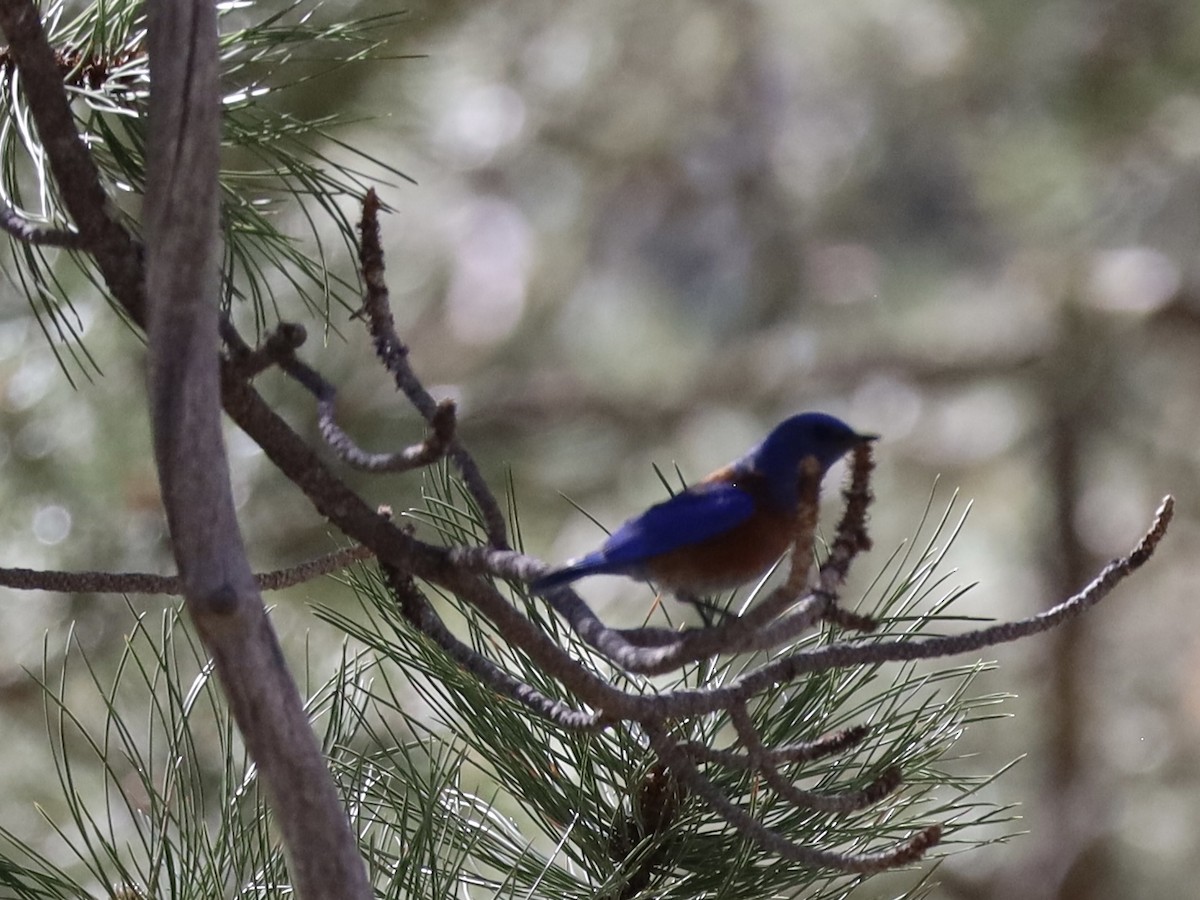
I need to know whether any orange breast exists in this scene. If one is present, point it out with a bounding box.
[643,505,795,594]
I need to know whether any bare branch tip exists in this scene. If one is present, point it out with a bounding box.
[822,723,872,757]
[362,187,382,219]
[850,440,876,477]
[357,188,387,292]
[1129,494,1175,567]
[862,824,942,872]
[432,397,457,434]
[878,830,940,868]
[1149,493,1175,539]
[843,722,871,740]
[864,765,904,803]
[915,823,944,854]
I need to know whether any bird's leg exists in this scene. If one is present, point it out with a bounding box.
[676,592,732,628]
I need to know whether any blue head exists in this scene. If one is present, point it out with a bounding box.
[737,412,875,509]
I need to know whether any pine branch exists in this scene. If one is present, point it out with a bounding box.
[0,544,374,594]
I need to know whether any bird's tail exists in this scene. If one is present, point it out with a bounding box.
[527,553,610,593]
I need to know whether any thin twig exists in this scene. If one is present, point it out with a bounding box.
[820,442,877,585]
[225,320,459,473]
[727,704,901,814]
[356,189,509,547]
[645,722,942,874]
[0,545,375,595]
[683,724,872,769]
[380,562,605,731]
[317,396,456,473]
[736,495,1177,683]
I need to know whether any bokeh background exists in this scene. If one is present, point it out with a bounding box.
[2,1,1199,897]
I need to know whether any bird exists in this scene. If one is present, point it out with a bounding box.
[529,412,876,617]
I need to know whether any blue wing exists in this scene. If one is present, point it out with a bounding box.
[528,479,756,593]
[597,481,755,565]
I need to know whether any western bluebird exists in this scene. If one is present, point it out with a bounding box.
[530,412,875,614]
